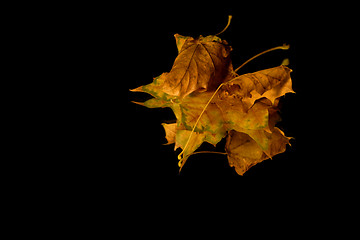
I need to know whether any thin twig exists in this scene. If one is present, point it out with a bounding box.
[215,15,232,36]
[234,44,290,73]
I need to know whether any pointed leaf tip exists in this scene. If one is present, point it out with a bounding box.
[129,86,143,93]
[131,101,145,106]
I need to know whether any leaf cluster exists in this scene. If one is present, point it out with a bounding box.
[131,32,294,175]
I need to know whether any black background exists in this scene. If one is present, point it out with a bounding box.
[123,8,318,177]
[8,3,355,233]
[61,3,336,179]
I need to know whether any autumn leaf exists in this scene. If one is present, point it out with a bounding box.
[130,16,295,175]
[225,131,266,175]
[219,65,294,110]
[225,127,291,175]
[161,34,233,98]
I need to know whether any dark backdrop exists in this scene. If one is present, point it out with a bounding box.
[63,4,329,178]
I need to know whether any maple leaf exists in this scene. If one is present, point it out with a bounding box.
[226,127,291,175]
[219,65,294,110]
[130,16,295,175]
[224,100,292,175]
[161,34,233,98]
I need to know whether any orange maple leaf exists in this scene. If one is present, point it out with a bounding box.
[161,34,233,98]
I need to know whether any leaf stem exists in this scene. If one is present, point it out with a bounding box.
[215,15,232,36]
[234,44,290,73]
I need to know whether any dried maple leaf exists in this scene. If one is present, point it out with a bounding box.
[162,34,233,98]
[219,65,294,110]
[130,16,295,175]
[224,99,292,175]
[225,127,291,175]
